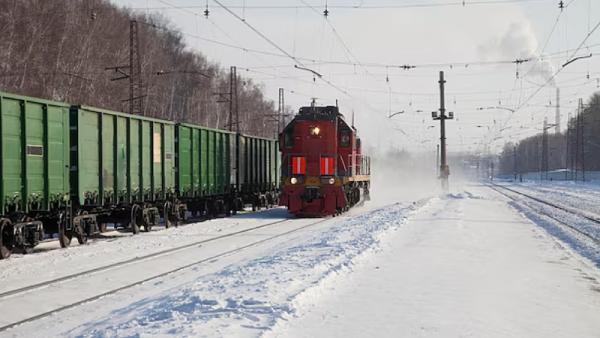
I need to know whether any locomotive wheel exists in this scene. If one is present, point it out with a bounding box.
[0,219,14,259]
[130,204,142,235]
[75,211,89,245]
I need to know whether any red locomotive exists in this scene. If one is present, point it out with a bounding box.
[279,104,370,217]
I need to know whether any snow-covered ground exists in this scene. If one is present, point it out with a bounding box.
[1,200,425,337]
[496,180,600,216]
[494,180,600,266]
[266,185,600,338]
[1,181,600,338]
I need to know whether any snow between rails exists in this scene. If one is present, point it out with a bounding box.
[69,201,429,338]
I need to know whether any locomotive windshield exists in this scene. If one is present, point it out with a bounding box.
[284,128,294,148]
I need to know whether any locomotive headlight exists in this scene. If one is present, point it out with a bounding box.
[291,177,298,185]
[328,177,335,185]
[310,126,320,136]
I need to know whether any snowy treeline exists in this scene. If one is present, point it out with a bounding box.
[498,92,600,175]
[0,0,286,137]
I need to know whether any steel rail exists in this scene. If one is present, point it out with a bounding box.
[0,217,331,333]
[488,183,600,245]
[0,217,292,300]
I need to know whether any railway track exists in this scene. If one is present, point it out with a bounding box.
[488,183,600,245]
[24,209,263,256]
[0,217,289,300]
[0,216,331,332]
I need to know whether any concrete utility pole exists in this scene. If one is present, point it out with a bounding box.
[542,118,549,180]
[436,144,440,177]
[555,87,560,134]
[214,66,239,132]
[513,145,517,181]
[278,88,285,135]
[574,99,582,181]
[432,71,454,191]
[579,98,585,181]
[229,66,239,133]
[105,20,145,115]
[565,112,570,181]
[129,20,143,115]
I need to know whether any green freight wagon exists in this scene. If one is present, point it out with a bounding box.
[237,134,279,210]
[175,123,235,216]
[0,92,70,258]
[0,90,281,258]
[175,125,280,217]
[66,105,181,245]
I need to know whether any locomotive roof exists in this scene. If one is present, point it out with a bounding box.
[297,105,343,121]
[282,105,356,135]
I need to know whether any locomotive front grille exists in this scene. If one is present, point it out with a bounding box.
[301,186,321,201]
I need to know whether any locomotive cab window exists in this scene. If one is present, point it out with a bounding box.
[340,131,350,147]
[284,128,294,148]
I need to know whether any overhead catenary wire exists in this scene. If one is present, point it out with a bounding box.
[134,0,549,11]
[486,11,600,148]
[209,0,351,97]
[131,0,599,150]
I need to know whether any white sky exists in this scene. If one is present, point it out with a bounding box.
[112,0,600,155]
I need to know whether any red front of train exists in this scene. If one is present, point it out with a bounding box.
[279,104,370,217]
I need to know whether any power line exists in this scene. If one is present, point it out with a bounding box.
[521,0,579,80]
[490,15,600,147]
[517,18,600,111]
[134,0,549,11]
[209,0,350,97]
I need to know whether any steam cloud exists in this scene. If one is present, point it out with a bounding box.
[478,22,555,85]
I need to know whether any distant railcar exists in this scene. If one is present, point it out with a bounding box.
[279,104,370,217]
[175,124,279,218]
[0,90,279,259]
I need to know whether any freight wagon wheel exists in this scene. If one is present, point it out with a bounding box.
[0,219,14,259]
[224,201,231,217]
[265,192,274,209]
[164,202,173,229]
[232,198,242,215]
[143,208,153,233]
[58,212,72,248]
[178,205,186,224]
[16,216,36,254]
[75,211,89,245]
[130,204,142,235]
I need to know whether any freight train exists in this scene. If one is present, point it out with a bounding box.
[279,104,370,217]
[0,91,279,258]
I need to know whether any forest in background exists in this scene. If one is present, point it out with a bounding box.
[497,92,600,177]
[0,0,287,138]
